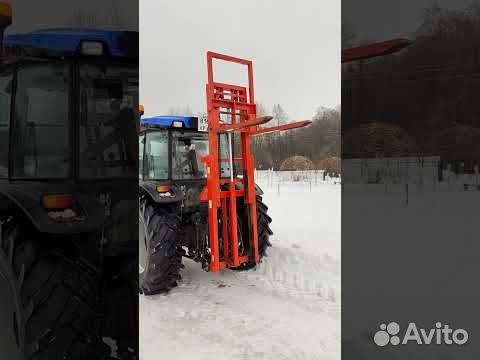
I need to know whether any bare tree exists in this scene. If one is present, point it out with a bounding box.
[272,104,289,127]
[255,102,268,117]
[342,16,356,48]
[252,105,341,169]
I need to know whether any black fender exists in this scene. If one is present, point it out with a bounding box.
[139,180,184,204]
[254,183,264,196]
[0,184,105,235]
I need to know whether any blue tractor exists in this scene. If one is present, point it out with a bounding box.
[138,113,273,294]
[0,4,138,359]
[138,50,311,296]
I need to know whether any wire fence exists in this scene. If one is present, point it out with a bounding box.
[342,158,480,205]
[344,158,479,186]
[255,169,341,195]
[255,158,480,201]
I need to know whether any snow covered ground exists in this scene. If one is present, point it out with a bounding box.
[139,172,341,360]
[342,181,480,359]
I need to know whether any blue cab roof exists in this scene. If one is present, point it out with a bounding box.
[141,116,197,129]
[4,28,138,58]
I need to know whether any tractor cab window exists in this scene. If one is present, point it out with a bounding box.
[79,63,138,178]
[0,71,12,178]
[12,62,70,178]
[172,132,209,180]
[219,134,232,178]
[218,133,242,178]
[139,134,145,179]
[144,131,168,180]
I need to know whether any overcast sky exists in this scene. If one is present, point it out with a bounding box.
[6,0,138,33]
[140,0,340,120]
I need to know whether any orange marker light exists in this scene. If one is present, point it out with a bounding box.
[0,2,13,28]
[156,185,171,193]
[42,194,74,209]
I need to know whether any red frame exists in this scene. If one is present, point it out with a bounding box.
[201,51,312,272]
[198,39,412,270]
[201,51,259,272]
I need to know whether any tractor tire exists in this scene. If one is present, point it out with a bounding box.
[233,195,273,271]
[102,257,139,360]
[0,216,108,360]
[139,200,184,295]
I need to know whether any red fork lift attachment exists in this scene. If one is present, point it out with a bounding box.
[200,52,311,272]
[341,38,412,63]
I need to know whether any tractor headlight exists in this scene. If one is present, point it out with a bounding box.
[80,41,105,56]
[172,121,183,128]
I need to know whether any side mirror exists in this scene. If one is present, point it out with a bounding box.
[0,2,12,29]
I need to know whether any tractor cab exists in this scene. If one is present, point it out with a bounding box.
[139,115,240,211]
[1,28,138,182]
[0,27,139,235]
[140,116,210,182]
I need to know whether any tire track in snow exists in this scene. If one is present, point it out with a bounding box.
[245,245,340,315]
[140,179,340,360]
[141,269,309,359]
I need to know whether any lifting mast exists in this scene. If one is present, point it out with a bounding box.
[199,40,412,272]
[200,51,311,272]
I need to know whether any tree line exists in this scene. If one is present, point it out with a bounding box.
[251,104,340,170]
[342,3,480,160]
[166,102,340,170]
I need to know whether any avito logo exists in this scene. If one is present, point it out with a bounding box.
[374,322,468,346]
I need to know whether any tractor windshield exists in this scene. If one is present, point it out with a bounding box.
[141,131,169,180]
[6,60,138,180]
[79,62,138,179]
[0,70,12,179]
[172,132,209,180]
[11,61,71,178]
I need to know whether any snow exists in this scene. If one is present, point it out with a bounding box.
[139,171,341,360]
[342,181,480,359]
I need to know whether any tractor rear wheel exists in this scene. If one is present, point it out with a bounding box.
[0,216,108,360]
[139,200,184,295]
[233,195,273,271]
